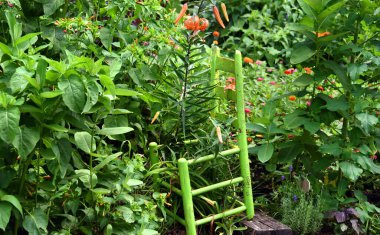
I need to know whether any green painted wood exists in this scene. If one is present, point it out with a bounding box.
[211,46,221,116]
[187,147,240,165]
[234,50,255,219]
[165,208,186,226]
[215,56,236,74]
[192,176,243,196]
[159,180,182,196]
[178,158,197,235]
[149,142,160,192]
[195,205,247,226]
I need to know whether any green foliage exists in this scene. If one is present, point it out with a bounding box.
[0,2,172,233]
[216,0,304,66]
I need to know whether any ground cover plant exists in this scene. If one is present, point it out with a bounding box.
[0,0,379,234]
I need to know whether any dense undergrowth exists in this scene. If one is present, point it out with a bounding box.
[0,0,379,234]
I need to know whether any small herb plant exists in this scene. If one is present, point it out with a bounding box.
[275,181,324,235]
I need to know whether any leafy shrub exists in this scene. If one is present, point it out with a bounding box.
[0,5,169,233]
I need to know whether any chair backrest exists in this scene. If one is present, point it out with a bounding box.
[148,46,254,235]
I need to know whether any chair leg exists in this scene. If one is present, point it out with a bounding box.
[178,158,197,235]
[149,142,160,192]
[234,50,255,219]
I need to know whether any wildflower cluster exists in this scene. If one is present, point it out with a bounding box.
[54,17,100,35]
[313,31,331,37]
[173,2,229,37]
[224,77,236,91]
[0,1,14,8]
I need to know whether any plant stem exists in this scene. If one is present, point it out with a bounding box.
[89,128,96,191]
[342,17,360,142]
[180,34,193,139]
[35,151,40,206]
[18,154,33,195]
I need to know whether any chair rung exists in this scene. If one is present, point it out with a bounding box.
[165,208,186,226]
[192,177,243,196]
[160,180,182,196]
[187,147,240,165]
[195,205,247,226]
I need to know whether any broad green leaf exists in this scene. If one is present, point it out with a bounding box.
[1,195,22,215]
[284,112,308,129]
[246,123,266,133]
[320,142,342,156]
[93,152,123,171]
[40,90,63,98]
[99,27,112,50]
[56,139,72,178]
[297,0,317,19]
[113,88,141,97]
[340,161,363,182]
[323,61,350,91]
[0,167,16,188]
[58,74,86,113]
[278,142,303,163]
[304,0,325,11]
[74,131,96,154]
[0,42,12,56]
[10,67,33,94]
[356,113,378,134]
[47,59,66,75]
[112,109,133,115]
[290,46,315,64]
[20,104,43,114]
[22,208,48,235]
[105,224,113,235]
[24,76,40,90]
[348,64,368,81]
[354,190,367,202]
[262,101,277,120]
[12,127,40,160]
[304,121,320,134]
[5,11,22,44]
[142,229,159,235]
[43,124,68,132]
[318,1,345,28]
[91,188,111,194]
[117,206,135,223]
[318,32,349,43]
[258,143,274,163]
[41,0,65,16]
[109,57,122,78]
[0,202,12,231]
[36,59,47,88]
[83,80,100,113]
[127,179,144,187]
[294,74,314,86]
[323,96,348,111]
[0,107,20,144]
[267,124,286,134]
[355,155,380,174]
[97,127,133,136]
[337,178,349,197]
[99,75,116,97]
[287,23,313,33]
[14,33,40,52]
[74,169,98,188]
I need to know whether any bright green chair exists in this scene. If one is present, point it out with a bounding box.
[149,46,254,235]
